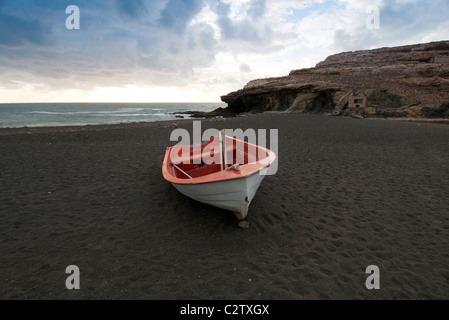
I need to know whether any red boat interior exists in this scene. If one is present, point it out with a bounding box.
[170,137,269,179]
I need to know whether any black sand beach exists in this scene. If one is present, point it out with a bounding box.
[1,113,448,299]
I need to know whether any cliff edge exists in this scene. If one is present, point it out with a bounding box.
[220,41,449,118]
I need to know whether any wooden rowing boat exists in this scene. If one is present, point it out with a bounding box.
[162,132,276,219]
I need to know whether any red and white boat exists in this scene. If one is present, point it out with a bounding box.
[162,132,276,219]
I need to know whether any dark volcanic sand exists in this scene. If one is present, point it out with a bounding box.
[1,113,448,299]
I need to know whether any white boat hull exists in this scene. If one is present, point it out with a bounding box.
[172,167,269,220]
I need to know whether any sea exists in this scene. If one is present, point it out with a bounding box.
[0,103,225,128]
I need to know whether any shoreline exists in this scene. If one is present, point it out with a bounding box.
[1,113,448,136]
[0,118,201,136]
[365,117,449,124]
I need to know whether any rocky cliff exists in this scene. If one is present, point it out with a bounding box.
[220,41,449,118]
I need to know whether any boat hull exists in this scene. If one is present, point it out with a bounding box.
[162,134,276,219]
[172,167,269,220]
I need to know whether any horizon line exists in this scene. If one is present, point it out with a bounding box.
[0,101,225,105]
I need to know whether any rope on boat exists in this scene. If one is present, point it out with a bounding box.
[171,163,193,179]
[226,164,240,171]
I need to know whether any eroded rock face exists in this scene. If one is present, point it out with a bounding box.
[220,41,449,118]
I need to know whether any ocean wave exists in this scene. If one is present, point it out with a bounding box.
[29,108,147,115]
[116,108,146,113]
[110,113,168,117]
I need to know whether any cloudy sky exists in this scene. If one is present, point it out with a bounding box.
[0,0,448,103]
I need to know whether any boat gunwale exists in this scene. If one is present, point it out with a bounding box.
[169,168,264,186]
[162,135,276,185]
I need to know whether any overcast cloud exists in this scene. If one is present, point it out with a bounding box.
[0,0,447,102]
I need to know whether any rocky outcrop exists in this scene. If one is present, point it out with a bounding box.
[220,41,449,118]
